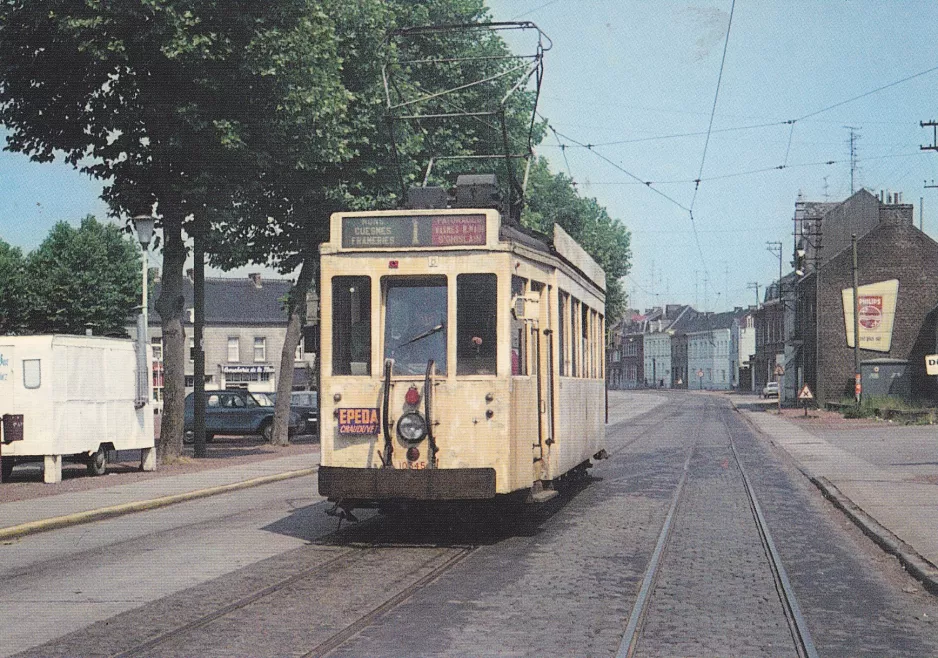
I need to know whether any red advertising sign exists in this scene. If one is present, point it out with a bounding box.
[431,215,486,246]
[337,408,380,435]
[858,295,883,330]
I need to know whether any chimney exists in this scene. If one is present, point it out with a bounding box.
[249,273,262,288]
[879,204,914,226]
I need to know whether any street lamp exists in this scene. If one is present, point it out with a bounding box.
[133,215,156,408]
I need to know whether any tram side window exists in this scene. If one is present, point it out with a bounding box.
[580,304,591,378]
[457,274,497,375]
[599,313,605,379]
[332,276,371,376]
[571,297,580,377]
[511,276,527,375]
[558,292,567,376]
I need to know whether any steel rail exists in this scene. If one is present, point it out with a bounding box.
[728,434,820,658]
[616,446,695,658]
[303,546,478,658]
[111,548,366,658]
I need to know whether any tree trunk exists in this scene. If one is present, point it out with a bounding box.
[155,217,188,463]
[271,256,317,446]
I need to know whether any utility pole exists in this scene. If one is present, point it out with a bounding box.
[920,122,938,234]
[747,282,760,307]
[852,234,861,407]
[766,241,783,404]
[766,241,782,300]
[846,126,860,195]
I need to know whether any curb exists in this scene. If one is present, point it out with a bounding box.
[811,476,938,597]
[731,401,938,597]
[0,467,318,542]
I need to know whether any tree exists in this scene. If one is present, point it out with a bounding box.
[0,238,26,334]
[23,216,141,335]
[0,1,352,462]
[522,158,632,321]
[208,0,545,445]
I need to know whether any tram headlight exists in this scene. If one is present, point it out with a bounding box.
[397,412,428,442]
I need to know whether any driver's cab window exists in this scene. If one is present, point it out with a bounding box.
[383,276,447,376]
[459,274,497,375]
[332,276,371,376]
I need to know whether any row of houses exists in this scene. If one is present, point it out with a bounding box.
[608,304,757,392]
[610,188,938,405]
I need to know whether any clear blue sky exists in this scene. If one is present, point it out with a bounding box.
[488,0,938,312]
[2,1,938,307]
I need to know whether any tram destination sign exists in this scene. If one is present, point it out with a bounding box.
[342,214,486,249]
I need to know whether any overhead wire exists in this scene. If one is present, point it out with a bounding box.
[690,0,736,212]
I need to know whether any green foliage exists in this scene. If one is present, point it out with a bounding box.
[24,216,140,336]
[208,0,539,274]
[0,238,26,334]
[522,158,632,321]
[840,402,874,419]
[0,0,352,227]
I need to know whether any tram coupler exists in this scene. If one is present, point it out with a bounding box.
[593,449,609,460]
[326,500,360,523]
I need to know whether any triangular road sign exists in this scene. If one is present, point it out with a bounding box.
[798,384,814,400]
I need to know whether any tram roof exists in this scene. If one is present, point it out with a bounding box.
[325,208,605,292]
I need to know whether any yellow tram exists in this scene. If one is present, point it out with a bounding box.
[318,176,607,515]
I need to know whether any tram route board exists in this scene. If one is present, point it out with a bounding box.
[341,214,487,249]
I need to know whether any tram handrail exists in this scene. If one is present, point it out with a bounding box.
[424,360,437,469]
[382,359,394,468]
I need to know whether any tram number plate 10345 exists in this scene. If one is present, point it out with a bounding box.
[337,408,380,435]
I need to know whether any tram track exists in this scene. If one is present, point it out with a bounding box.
[615,400,819,658]
[107,518,478,658]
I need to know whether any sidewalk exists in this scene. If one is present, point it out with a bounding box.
[0,438,319,540]
[733,394,938,595]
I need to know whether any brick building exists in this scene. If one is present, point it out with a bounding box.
[796,204,938,403]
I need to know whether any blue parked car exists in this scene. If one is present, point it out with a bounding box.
[183,389,302,443]
[269,390,318,435]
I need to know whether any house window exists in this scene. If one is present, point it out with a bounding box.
[295,337,305,361]
[228,337,240,362]
[23,359,41,389]
[152,337,164,403]
[189,338,195,362]
[254,337,266,362]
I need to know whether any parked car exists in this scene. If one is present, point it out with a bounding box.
[183,389,302,443]
[269,391,318,435]
[762,381,779,398]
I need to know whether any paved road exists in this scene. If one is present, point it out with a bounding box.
[5,391,938,657]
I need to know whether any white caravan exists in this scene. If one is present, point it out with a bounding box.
[0,335,155,483]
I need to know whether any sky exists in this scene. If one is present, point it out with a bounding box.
[486,0,938,312]
[2,1,938,309]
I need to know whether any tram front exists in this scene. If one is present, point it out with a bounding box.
[318,207,535,514]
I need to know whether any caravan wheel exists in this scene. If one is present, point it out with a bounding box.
[1,457,14,482]
[87,446,108,476]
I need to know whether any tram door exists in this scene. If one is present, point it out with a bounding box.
[530,282,553,472]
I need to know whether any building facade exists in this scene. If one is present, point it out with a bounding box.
[796,204,938,403]
[732,308,756,391]
[144,274,316,406]
[685,311,737,391]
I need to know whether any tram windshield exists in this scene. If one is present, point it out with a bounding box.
[384,277,447,375]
